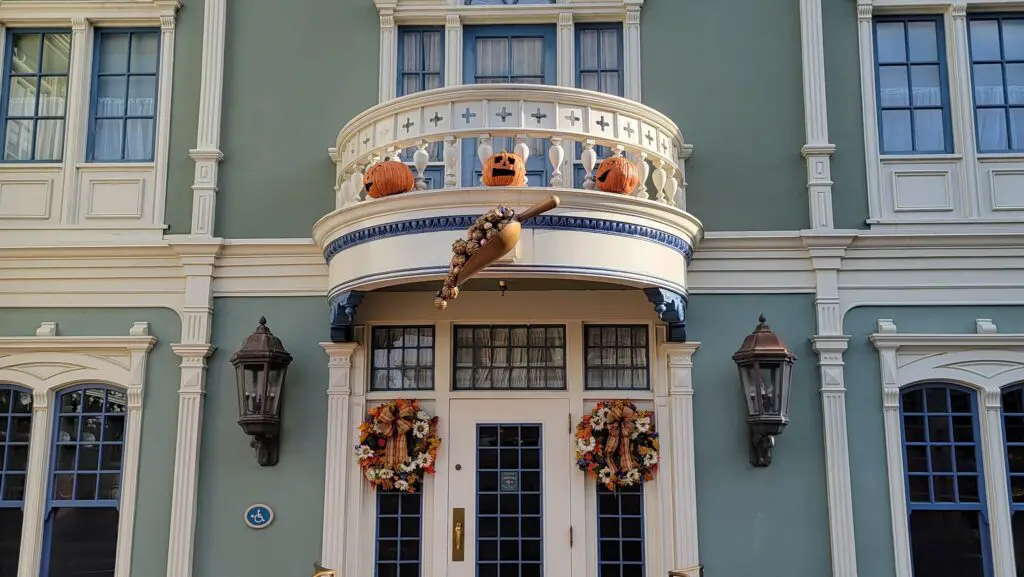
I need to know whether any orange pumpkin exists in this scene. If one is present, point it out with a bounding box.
[482,151,526,187]
[595,156,640,194]
[364,160,415,198]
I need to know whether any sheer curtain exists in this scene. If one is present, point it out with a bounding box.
[969,19,1024,152]
[4,33,70,161]
[399,30,443,173]
[474,37,544,162]
[92,32,159,161]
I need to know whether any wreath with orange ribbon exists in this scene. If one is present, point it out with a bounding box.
[356,399,441,493]
[575,400,659,491]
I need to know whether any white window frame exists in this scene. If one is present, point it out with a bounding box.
[0,0,179,244]
[857,0,1024,231]
[870,317,1024,577]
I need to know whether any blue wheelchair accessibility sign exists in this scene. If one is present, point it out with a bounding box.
[244,504,274,529]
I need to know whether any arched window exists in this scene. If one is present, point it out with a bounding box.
[0,385,32,577]
[900,383,991,576]
[1001,384,1024,574]
[42,385,127,577]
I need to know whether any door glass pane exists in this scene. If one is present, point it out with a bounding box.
[45,507,119,577]
[477,424,543,577]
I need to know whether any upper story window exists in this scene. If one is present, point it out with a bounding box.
[88,29,160,162]
[577,24,623,97]
[873,17,952,154]
[0,385,32,577]
[397,28,444,188]
[967,16,1024,153]
[1,30,71,162]
[900,384,990,576]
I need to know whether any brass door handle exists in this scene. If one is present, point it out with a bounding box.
[454,521,463,551]
[452,507,466,562]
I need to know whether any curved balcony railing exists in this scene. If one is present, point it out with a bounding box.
[329,84,692,210]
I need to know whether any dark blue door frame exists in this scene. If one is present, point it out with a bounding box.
[461,25,557,187]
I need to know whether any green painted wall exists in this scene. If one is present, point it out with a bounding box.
[687,294,830,577]
[164,0,205,235]
[843,305,1024,577]
[822,0,870,229]
[193,298,330,577]
[214,0,379,239]
[0,307,182,577]
[642,0,808,231]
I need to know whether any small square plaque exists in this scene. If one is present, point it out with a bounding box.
[500,471,519,492]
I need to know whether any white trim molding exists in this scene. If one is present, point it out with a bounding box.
[0,321,157,577]
[870,318,1024,577]
[189,0,227,237]
[799,0,836,229]
[0,0,181,245]
[319,342,361,571]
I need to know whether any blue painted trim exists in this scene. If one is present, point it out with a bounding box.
[1000,384,1024,516]
[0,29,72,163]
[329,290,365,343]
[86,28,161,162]
[322,214,693,263]
[899,383,993,577]
[872,16,954,154]
[461,24,556,187]
[642,288,686,342]
[965,14,1024,153]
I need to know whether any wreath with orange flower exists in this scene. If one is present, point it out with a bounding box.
[575,400,659,491]
[356,399,441,493]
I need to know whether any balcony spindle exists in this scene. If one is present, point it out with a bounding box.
[444,135,458,188]
[652,158,667,203]
[413,141,429,191]
[665,174,679,206]
[477,134,493,186]
[634,151,650,199]
[548,137,565,187]
[581,140,597,190]
[514,134,530,186]
[349,166,365,203]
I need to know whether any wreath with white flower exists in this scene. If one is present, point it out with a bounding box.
[356,399,441,493]
[574,400,659,491]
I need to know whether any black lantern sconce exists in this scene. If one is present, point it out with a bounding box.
[732,314,796,467]
[230,317,293,466]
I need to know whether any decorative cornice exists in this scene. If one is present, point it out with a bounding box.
[322,214,693,263]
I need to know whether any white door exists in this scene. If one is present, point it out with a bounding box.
[446,398,572,577]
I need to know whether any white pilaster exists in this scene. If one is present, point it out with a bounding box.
[16,391,51,577]
[115,340,154,577]
[948,3,982,218]
[379,11,397,103]
[806,233,858,577]
[165,242,220,577]
[153,15,178,226]
[875,327,913,577]
[659,338,700,571]
[59,17,91,225]
[799,0,836,229]
[623,5,641,101]
[189,0,227,237]
[557,12,574,87]
[445,14,463,88]
[982,389,1017,577]
[857,1,883,221]
[320,342,361,571]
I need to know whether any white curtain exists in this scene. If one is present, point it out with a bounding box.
[970,19,1024,151]
[4,76,67,161]
[475,37,544,156]
[93,81,156,161]
[401,31,443,162]
[578,29,620,95]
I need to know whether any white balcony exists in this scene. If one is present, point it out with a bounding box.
[312,84,703,320]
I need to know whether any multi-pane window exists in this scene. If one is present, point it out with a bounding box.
[43,386,126,577]
[375,489,422,577]
[0,386,32,577]
[584,325,649,390]
[88,29,160,162]
[453,325,565,390]
[1,30,71,161]
[574,24,623,187]
[967,16,1024,152]
[900,384,990,576]
[370,326,435,391]
[1002,384,1024,574]
[397,28,444,189]
[465,0,554,4]
[597,484,645,577]
[873,17,952,154]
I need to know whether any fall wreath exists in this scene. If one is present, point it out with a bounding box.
[356,399,441,492]
[575,400,659,491]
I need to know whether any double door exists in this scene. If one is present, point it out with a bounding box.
[445,399,571,577]
[461,25,556,187]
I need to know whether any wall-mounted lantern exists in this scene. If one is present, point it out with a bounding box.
[732,314,796,467]
[230,317,293,466]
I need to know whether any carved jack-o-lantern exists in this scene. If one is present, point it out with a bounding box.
[595,156,640,194]
[482,151,526,187]
[364,160,415,199]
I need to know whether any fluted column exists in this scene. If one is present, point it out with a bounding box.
[378,12,396,103]
[623,5,641,101]
[190,0,227,236]
[153,15,178,225]
[659,340,700,570]
[16,391,53,577]
[321,342,360,572]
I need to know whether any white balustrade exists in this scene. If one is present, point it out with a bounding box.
[332,84,689,209]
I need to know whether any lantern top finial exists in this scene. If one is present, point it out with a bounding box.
[230,316,293,366]
[259,316,267,327]
[733,314,796,363]
[758,313,766,324]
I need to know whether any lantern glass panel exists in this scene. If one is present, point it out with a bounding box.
[264,365,287,416]
[242,363,266,416]
[776,361,794,417]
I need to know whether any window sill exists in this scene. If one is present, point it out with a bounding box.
[977,153,1024,162]
[75,162,156,170]
[879,154,963,162]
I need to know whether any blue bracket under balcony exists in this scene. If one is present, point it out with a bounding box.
[644,288,687,342]
[329,290,365,343]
